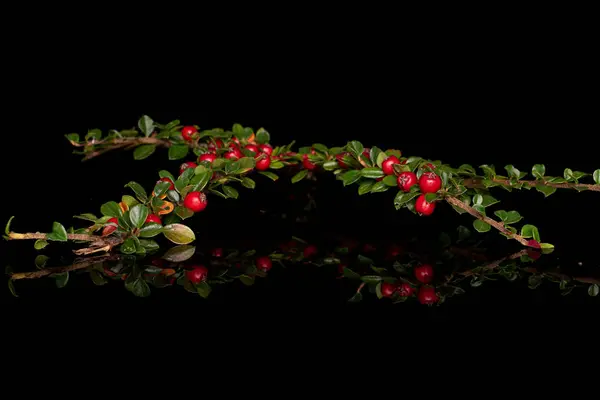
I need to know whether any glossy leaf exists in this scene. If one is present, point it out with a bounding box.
[34,239,48,250]
[532,164,545,179]
[100,201,122,218]
[323,161,339,171]
[9,280,18,297]
[121,195,139,209]
[223,186,239,199]
[370,181,389,193]
[473,220,491,232]
[358,181,374,195]
[241,177,256,189]
[175,206,194,220]
[168,144,189,160]
[535,185,557,197]
[342,170,361,186]
[54,272,69,288]
[190,168,211,192]
[520,224,540,242]
[138,115,155,137]
[153,180,172,198]
[504,165,520,179]
[35,255,49,269]
[593,169,599,184]
[163,223,196,244]
[360,275,382,284]
[588,284,599,297]
[47,222,68,242]
[129,204,149,229]
[130,278,151,297]
[382,175,397,187]
[563,168,574,181]
[393,192,418,209]
[133,144,156,160]
[125,182,148,203]
[504,211,522,224]
[139,239,160,252]
[162,245,196,262]
[73,213,98,223]
[342,267,361,279]
[139,223,163,238]
[121,237,136,254]
[347,141,364,158]
[196,281,212,298]
[292,170,308,183]
[159,170,176,183]
[312,143,328,153]
[361,168,384,179]
[255,127,270,144]
[259,171,279,181]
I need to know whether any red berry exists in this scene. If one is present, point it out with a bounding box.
[303,245,318,258]
[362,148,371,159]
[224,147,243,160]
[232,137,240,146]
[363,243,377,253]
[336,152,350,168]
[417,286,439,305]
[258,143,273,155]
[255,155,271,171]
[397,283,414,297]
[414,264,434,284]
[415,194,436,216]
[256,256,273,271]
[181,126,197,142]
[382,156,400,175]
[208,139,224,151]
[245,144,259,155]
[527,239,541,249]
[211,248,223,258]
[397,171,417,192]
[183,191,208,212]
[180,162,198,175]
[419,172,442,193]
[158,177,175,190]
[103,217,119,236]
[302,154,317,170]
[145,214,162,225]
[381,282,396,298]
[387,244,403,258]
[186,266,209,284]
[199,153,217,164]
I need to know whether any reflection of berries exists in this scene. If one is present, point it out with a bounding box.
[303,245,318,258]
[183,191,208,212]
[256,256,273,271]
[397,283,414,297]
[381,283,396,298]
[382,156,400,175]
[414,264,434,284]
[527,240,541,249]
[419,172,442,193]
[418,286,439,305]
[187,266,209,284]
[181,126,197,141]
[415,194,436,216]
[397,172,417,192]
[212,248,223,257]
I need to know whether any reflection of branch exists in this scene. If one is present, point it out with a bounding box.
[10,254,119,280]
[523,268,600,285]
[445,196,529,246]
[7,232,123,255]
[463,178,600,192]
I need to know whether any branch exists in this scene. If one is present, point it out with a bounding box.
[6,232,124,255]
[76,137,172,161]
[10,254,120,280]
[464,178,600,192]
[444,195,530,246]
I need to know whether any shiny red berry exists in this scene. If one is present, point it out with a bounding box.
[418,286,439,305]
[415,194,436,216]
[258,144,273,155]
[362,148,371,159]
[303,245,318,258]
[183,191,208,212]
[527,240,541,249]
[336,152,350,168]
[245,144,259,155]
[397,171,417,192]
[208,139,224,151]
[158,177,175,190]
[211,248,223,258]
[414,264,434,284]
[397,283,414,297]
[199,153,217,164]
[419,172,442,193]
[102,217,119,236]
[256,256,273,271]
[381,282,396,298]
[302,154,317,170]
[255,155,271,171]
[186,266,209,284]
[382,156,400,175]
[180,162,198,175]
[181,126,197,142]
[145,214,162,225]
[224,148,243,159]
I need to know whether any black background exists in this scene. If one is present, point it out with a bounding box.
[1,17,598,352]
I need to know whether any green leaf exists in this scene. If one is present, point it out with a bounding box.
[425,193,437,203]
[5,215,14,235]
[521,224,540,242]
[342,170,362,186]
[593,169,600,184]
[348,291,363,303]
[259,171,279,181]
[129,204,149,229]
[35,255,49,269]
[323,160,339,171]
[90,270,106,286]
[369,147,382,166]
[168,144,189,160]
[358,181,374,195]
[121,195,139,209]
[139,239,160,252]
[196,281,212,298]
[139,223,163,238]
[269,161,285,169]
[34,240,48,250]
[138,115,155,137]
[347,141,364,158]
[393,192,418,209]
[479,164,496,178]
[382,175,397,187]
[133,144,156,160]
[120,237,136,254]
[479,195,499,207]
[241,177,256,189]
[342,267,361,279]
[175,206,194,220]
[473,220,491,233]
[358,254,374,264]
[86,128,102,141]
[292,169,308,183]
[47,222,68,242]
[54,272,69,288]
[162,245,196,262]
[375,282,383,299]
[588,284,599,297]
[223,185,239,199]
[370,181,389,193]
[190,168,211,192]
[167,190,180,204]
[473,194,483,205]
[473,204,486,214]
[458,164,476,175]
[528,275,542,290]
[130,278,151,297]
[238,157,255,172]
[535,185,557,197]
[159,170,176,183]
[163,223,196,244]
[376,152,388,169]
[532,164,546,179]
[457,225,471,241]
[564,168,574,181]
[255,127,270,144]
[8,279,18,297]
[361,167,385,179]
[311,143,328,153]
[504,211,522,224]
[153,180,172,198]
[504,165,520,179]
[361,275,383,284]
[100,201,122,218]
[73,213,98,223]
[65,133,80,143]
[125,182,148,203]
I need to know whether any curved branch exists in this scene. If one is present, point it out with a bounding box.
[464,178,600,192]
[10,254,120,280]
[79,137,172,161]
[6,232,124,255]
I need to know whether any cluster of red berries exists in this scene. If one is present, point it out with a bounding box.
[380,263,439,305]
[185,255,273,285]
[103,213,163,236]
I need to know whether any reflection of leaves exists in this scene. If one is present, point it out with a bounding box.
[162,245,196,262]
[348,291,363,303]
[8,279,18,297]
[528,275,543,289]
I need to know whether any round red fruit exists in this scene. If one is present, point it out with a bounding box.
[397,171,417,192]
[245,144,259,155]
[397,283,414,297]
[181,126,197,142]
[303,245,318,258]
[415,194,436,216]
[103,217,119,236]
[158,177,175,190]
[302,154,317,170]
[381,282,396,298]
[186,266,209,284]
[145,214,162,225]
[362,148,371,159]
[418,286,439,305]
[419,172,442,193]
[382,156,400,175]
[336,152,350,168]
[414,264,434,284]
[211,248,223,258]
[208,139,224,151]
[232,137,240,146]
[183,191,208,212]
[199,153,217,164]
[258,144,273,155]
[256,256,273,271]
[180,162,198,175]
[255,155,271,171]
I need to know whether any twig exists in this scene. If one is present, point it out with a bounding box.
[452,249,527,279]
[6,232,124,255]
[76,137,172,161]
[10,254,120,280]
[444,196,530,246]
[463,178,600,192]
